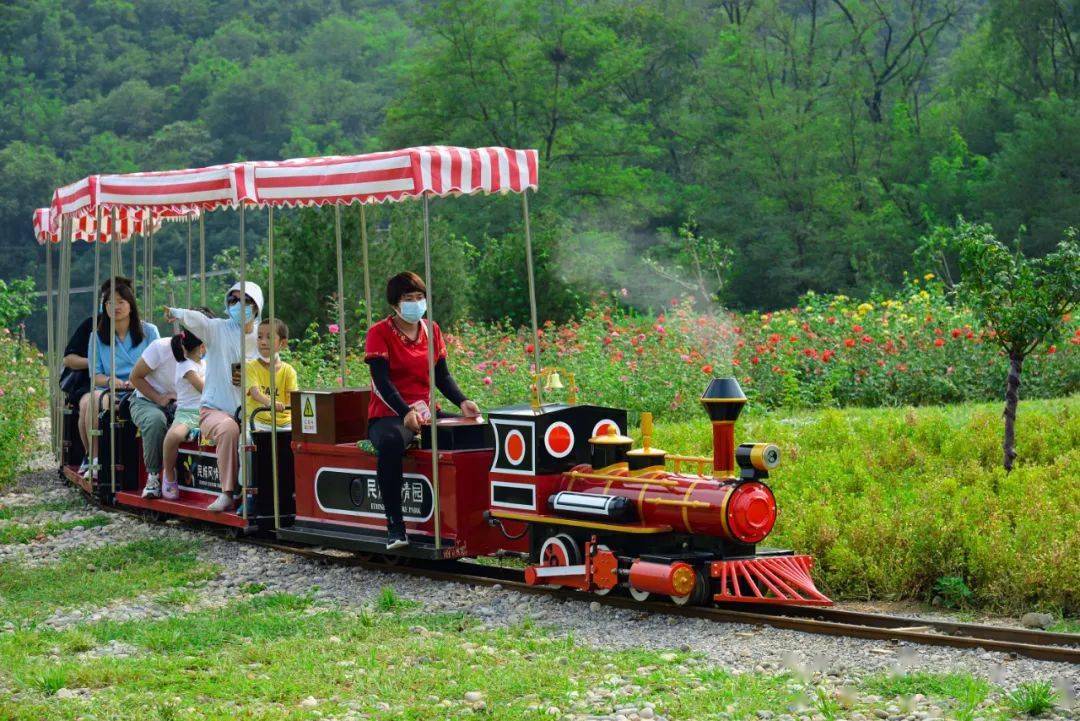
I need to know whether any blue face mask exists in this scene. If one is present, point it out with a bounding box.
[397,299,427,324]
[227,302,255,325]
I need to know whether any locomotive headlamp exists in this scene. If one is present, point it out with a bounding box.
[736,443,781,472]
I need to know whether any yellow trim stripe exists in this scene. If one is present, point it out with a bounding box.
[489,510,671,535]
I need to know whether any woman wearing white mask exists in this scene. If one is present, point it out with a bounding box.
[364,271,480,549]
[164,281,263,514]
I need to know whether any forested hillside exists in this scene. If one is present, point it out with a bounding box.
[2,0,1078,338]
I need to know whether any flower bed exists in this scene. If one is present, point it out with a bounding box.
[290,278,1077,419]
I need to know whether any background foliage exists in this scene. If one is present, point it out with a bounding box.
[3,0,1079,345]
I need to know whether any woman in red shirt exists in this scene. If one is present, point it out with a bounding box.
[364,272,480,549]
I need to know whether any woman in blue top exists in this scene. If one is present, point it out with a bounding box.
[78,281,159,480]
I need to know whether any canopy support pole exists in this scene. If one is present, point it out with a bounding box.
[131,232,138,305]
[199,215,206,307]
[146,221,154,325]
[108,209,119,494]
[239,204,249,522]
[186,220,193,307]
[88,208,102,482]
[58,223,72,462]
[334,205,346,386]
[267,207,281,530]
[359,205,372,328]
[522,190,543,405]
[45,236,57,461]
[422,194,441,552]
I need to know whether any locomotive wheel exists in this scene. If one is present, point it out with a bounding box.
[145,509,165,523]
[354,552,375,562]
[538,533,581,589]
[629,587,651,602]
[670,568,709,607]
[223,526,242,541]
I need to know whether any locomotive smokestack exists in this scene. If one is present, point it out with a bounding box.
[700,377,746,477]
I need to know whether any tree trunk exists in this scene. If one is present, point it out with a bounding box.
[1002,352,1023,473]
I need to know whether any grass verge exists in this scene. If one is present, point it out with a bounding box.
[0,590,1035,721]
[650,395,1080,613]
[0,538,218,626]
[0,516,110,544]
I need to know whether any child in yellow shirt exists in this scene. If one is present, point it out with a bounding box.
[245,319,298,431]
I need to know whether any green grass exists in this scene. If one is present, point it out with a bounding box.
[862,672,993,721]
[0,539,218,626]
[649,395,1080,613]
[0,588,1031,721]
[1005,681,1059,716]
[0,515,110,544]
[0,498,85,520]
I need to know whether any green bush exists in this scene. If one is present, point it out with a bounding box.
[1006,681,1058,716]
[649,396,1080,613]
[0,327,47,489]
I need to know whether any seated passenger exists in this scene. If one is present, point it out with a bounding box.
[245,319,298,431]
[62,276,132,473]
[130,312,215,496]
[79,280,160,480]
[165,282,262,515]
[364,272,480,550]
[158,327,207,500]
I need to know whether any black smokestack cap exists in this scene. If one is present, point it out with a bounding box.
[700,377,746,422]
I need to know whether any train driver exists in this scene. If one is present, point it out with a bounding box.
[364,271,480,550]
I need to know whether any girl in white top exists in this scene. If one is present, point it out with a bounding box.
[159,329,206,501]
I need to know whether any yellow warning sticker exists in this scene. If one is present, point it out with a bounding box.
[301,393,317,433]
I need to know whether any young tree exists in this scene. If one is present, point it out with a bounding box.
[921,219,1079,471]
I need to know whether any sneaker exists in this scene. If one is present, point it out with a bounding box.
[234,496,257,518]
[141,473,161,499]
[206,494,235,512]
[82,457,98,480]
[386,522,409,551]
[161,474,179,501]
[78,458,90,475]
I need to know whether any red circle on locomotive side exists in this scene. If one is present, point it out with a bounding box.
[592,419,619,438]
[505,429,526,465]
[726,481,777,543]
[545,422,574,458]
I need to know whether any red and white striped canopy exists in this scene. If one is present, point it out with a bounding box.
[50,146,538,234]
[34,206,198,244]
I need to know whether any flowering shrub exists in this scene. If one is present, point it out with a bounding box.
[0,327,47,487]
[289,277,1078,418]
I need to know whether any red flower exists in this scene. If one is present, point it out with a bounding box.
[821,349,835,362]
[602,336,612,346]
[844,338,856,348]
[482,376,492,385]
[852,324,863,333]
[1047,345,1057,354]
[768,333,781,344]
[934,338,945,347]
[826,316,837,325]
[861,335,872,344]
[702,364,713,374]
[525,343,535,353]
[788,335,798,344]
[951,328,962,339]
[772,365,783,373]
[803,348,815,358]
[877,359,886,367]
[751,356,760,365]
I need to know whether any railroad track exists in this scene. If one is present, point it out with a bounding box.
[72,487,1080,666]
[251,538,1080,665]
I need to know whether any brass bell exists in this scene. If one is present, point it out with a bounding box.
[543,371,564,392]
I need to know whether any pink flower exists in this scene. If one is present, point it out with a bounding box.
[328,324,340,334]
[620,288,629,297]
[482,376,492,385]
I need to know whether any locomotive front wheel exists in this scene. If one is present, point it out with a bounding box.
[538,533,581,589]
[670,569,709,607]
